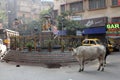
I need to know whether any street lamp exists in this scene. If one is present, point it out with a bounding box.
[61,17,65,52]
[61,17,65,40]
[33,26,38,51]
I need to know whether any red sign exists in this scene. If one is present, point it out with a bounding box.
[118,0,120,5]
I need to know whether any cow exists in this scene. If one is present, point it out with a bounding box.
[104,46,110,64]
[71,45,106,72]
[0,39,7,61]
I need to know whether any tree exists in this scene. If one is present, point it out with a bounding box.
[28,20,41,31]
[0,11,7,28]
[57,11,84,35]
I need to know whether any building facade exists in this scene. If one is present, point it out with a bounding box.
[6,0,53,28]
[54,0,120,19]
[7,0,41,28]
[7,0,17,28]
[0,0,7,29]
[54,0,120,39]
[17,0,42,21]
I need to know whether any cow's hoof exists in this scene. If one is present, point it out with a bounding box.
[97,68,100,71]
[81,69,84,71]
[101,68,104,71]
[79,69,81,72]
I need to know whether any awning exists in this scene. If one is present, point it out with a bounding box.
[83,27,106,35]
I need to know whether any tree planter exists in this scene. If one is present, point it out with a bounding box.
[48,42,52,52]
[28,47,32,52]
[61,47,64,52]
[26,41,34,52]
[61,40,65,52]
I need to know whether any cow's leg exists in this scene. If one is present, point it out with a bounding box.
[104,47,110,64]
[101,56,105,71]
[98,56,105,71]
[78,66,82,72]
[101,64,104,71]
[77,58,83,72]
[97,57,102,71]
[80,58,84,72]
[104,54,107,64]
[100,61,104,71]
[76,57,81,72]
[78,63,82,72]
[104,51,108,64]
[81,60,84,71]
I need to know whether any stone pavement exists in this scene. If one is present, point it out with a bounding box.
[0,52,120,80]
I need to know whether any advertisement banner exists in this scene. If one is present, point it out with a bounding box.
[106,23,120,38]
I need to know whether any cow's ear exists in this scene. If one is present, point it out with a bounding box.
[73,48,77,53]
[68,47,73,51]
[71,48,75,51]
[70,48,73,51]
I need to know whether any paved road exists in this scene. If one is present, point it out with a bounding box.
[0,52,120,80]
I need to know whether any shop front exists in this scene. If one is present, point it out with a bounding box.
[79,17,108,42]
[106,23,120,51]
[106,23,120,38]
[105,17,120,51]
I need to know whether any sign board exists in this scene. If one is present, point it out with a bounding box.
[106,23,120,37]
[76,31,82,36]
[79,17,107,27]
[71,16,82,21]
[118,0,120,5]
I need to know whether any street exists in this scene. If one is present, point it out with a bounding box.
[0,52,120,80]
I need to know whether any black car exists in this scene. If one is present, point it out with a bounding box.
[113,44,120,52]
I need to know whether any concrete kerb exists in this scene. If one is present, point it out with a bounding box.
[2,50,77,68]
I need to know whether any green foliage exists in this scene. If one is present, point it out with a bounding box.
[57,11,85,35]
[0,11,7,23]
[26,41,34,48]
[40,9,50,16]
[28,20,41,30]
[61,10,73,17]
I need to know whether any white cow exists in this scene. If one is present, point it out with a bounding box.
[0,39,7,60]
[71,45,106,72]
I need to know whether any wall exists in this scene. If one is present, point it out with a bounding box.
[3,50,76,64]
[54,0,120,21]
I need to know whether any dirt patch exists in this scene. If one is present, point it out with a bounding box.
[46,63,62,68]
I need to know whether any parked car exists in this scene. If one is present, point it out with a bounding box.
[82,38,113,52]
[113,44,120,52]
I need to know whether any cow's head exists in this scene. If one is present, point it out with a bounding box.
[71,48,77,56]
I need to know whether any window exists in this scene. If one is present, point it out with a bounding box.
[70,1,83,12]
[90,41,96,45]
[96,40,102,44]
[83,40,89,44]
[53,10,58,19]
[112,17,120,22]
[89,0,106,10]
[112,0,120,6]
[60,5,65,13]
